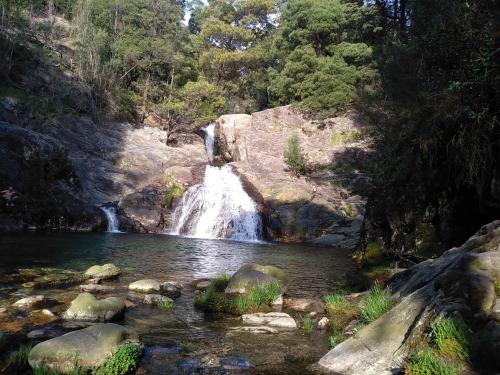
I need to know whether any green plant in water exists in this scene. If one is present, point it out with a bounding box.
[360,284,395,323]
[323,294,348,309]
[94,343,143,375]
[157,299,175,311]
[323,293,359,330]
[328,328,344,349]
[405,350,456,375]
[431,318,469,360]
[8,343,32,367]
[303,316,313,333]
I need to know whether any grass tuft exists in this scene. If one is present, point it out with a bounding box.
[328,328,345,349]
[360,284,395,323]
[194,274,281,315]
[303,316,313,333]
[431,318,469,360]
[94,343,143,375]
[8,343,32,367]
[405,350,456,375]
[157,299,175,311]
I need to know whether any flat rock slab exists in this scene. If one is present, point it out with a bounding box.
[227,326,278,334]
[63,293,125,321]
[241,312,297,329]
[129,279,162,293]
[12,295,45,309]
[29,323,132,373]
[84,264,121,280]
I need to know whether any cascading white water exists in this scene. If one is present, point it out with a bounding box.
[170,124,263,241]
[100,206,122,233]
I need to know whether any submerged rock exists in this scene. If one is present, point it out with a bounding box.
[143,294,173,305]
[29,323,134,373]
[84,264,121,280]
[225,263,287,295]
[80,284,116,293]
[63,292,125,321]
[192,279,212,291]
[227,326,278,334]
[162,281,182,298]
[241,312,297,329]
[283,297,324,313]
[12,295,45,309]
[129,279,162,293]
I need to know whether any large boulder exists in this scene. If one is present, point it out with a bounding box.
[28,323,134,373]
[225,264,286,295]
[317,220,500,375]
[63,293,125,321]
[84,264,121,280]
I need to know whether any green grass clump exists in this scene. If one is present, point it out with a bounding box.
[405,350,456,375]
[8,343,32,367]
[431,318,469,360]
[94,344,143,375]
[194,274,281,315]
[33,364,86,375]
[323,293,359,331]
[303,316,313,333]
[360,284,395,323]
[328,328,345,349]
[157,299,175,311]
[330,131,361,146]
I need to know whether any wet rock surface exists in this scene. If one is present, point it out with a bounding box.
[242,312,297,329]
[129,279,162,293]
[84,263,121,280]
[225,263,287,295]
[29,323,133,372]
[63,292,125,321]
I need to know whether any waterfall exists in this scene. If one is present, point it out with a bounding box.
[170,124,263,241]
[100,206,122,233]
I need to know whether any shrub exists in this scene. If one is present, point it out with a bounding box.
[284,134,307,176]
[303,316,313,333]
[405,350,456,375]
[431,318,469,360]
[157,300,175,311]
[94,344,143,375]
[360,284,395,323]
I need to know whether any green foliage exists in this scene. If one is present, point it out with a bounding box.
[360,284,395,323]
[8,343,32,367]
[194,274,281,315]
[162,176,186,208]
[269,0,377,116]
[94,344,143,375]
[303,316,313,333]
[328,328,344,349]
[406,350,456,375]
[431,318,469,360]
[157,300,175,311]
[284,134,307,176]
[323,293,359,331]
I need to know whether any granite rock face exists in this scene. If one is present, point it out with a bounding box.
[213,106,372,248]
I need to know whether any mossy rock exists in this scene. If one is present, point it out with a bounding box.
[63,293,125,321]
[225,264,287,295]
[29,323,134,373]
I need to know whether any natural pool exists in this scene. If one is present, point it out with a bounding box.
[0,233,355,374]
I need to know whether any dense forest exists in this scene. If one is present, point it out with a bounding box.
[2,0,498,254]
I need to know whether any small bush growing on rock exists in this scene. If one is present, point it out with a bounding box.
[94,343,143,375]
[360,284,395,323]
[431,318,469,360]
[284,134,307,176]
[157,299,175,311]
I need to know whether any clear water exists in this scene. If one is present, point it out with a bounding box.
[0,233,354,373]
